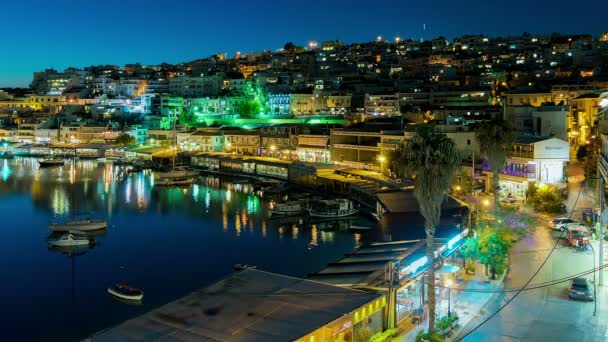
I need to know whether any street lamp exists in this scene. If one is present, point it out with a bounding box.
[378,155,386,174]
[445,278,453,316]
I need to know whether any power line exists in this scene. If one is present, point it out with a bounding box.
[423,263,608,293]
[454,180,585,341]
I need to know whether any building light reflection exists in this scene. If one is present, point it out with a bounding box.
[1,160,11,181]
[235,212,242,237]
[292,224,299,240]
[205,190,211,209]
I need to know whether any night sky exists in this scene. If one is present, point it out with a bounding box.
[0,0,603,87]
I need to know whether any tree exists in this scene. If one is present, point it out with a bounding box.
[577,136,600,186]
[526,183,564,213]
[462,226,514,279]
[283,42,296,53]
[476,120,514,218]
[237,100,261,118]
[114,133,136,146]
[391,125,462,333]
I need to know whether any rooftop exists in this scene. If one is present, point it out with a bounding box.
[514,135,553,144]
[88,268,381,342]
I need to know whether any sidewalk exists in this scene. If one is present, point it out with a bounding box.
[392,264,504,341]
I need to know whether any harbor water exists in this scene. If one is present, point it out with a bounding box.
[0,158,375,341]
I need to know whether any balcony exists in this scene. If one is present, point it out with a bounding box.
[509,150,534,159]
[332,143,381,152]
[500,169,536,180]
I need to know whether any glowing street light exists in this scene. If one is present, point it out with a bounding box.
[376,35,383,42]
[395,36,401,43]
[377,155,386,174]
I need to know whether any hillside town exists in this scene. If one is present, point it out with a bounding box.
[2,33,608,200]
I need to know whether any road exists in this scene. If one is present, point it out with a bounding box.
[457,163,608,342]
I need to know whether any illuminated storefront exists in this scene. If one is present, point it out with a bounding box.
[295,296,387,342]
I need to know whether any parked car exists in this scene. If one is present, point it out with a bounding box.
[553,218,582,231]
[552,217,570,224]
[568,277,594,301]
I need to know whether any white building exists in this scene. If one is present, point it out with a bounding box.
[493,136,569,200]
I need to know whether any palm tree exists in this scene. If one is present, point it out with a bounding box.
[391,125,461,334]
[475,119,514,217]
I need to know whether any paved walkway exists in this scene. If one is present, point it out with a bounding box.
[392,264,503,341]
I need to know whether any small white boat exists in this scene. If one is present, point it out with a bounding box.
[49,219,107,232]
[308,199,359,218]
[270,201,306,216]
[155,177,195,187]
[107,284,144,301]
[39,159,64,167]
[48,232,91,247]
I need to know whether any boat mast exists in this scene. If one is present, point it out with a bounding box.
[172,109,176,172]
[71,160,75,221]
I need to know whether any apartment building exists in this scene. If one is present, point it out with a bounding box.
[494,136,569,200]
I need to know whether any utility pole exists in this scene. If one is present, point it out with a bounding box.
[599,173,604,286]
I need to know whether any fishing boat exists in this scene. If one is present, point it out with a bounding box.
[49,219,107,232]
[308,199,359,218]
[269,201,306,217]
[153,118,197,187]
[107,284,144,301]
[0,151,13,159]
[39,159,64,167]
[48,232,92,247]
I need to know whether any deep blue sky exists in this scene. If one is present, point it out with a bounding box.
[0,0,603,87]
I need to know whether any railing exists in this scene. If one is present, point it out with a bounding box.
[509,150,534,158]
[500,170,536,179]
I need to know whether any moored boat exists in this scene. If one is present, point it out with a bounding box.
[269,201,306,217]
[39,159,65,167]
[155,177,195,187]
[308,199,359,218]
[0,151,14,159]
[49,219,107,232]
[48,232,92,247]
[107,284,144,301]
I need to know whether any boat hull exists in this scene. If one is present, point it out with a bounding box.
[155,177,195,186]
[270,208,305,216]
[39,161,64,167]
[48,239,90,247]
[49,220,107,232]
[309,208,360,218]
[107,287,143,301]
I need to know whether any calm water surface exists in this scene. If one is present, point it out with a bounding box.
[0,158,374,341]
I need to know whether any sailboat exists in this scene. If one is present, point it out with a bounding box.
[49,161,107,232]
[154,116,197,186]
